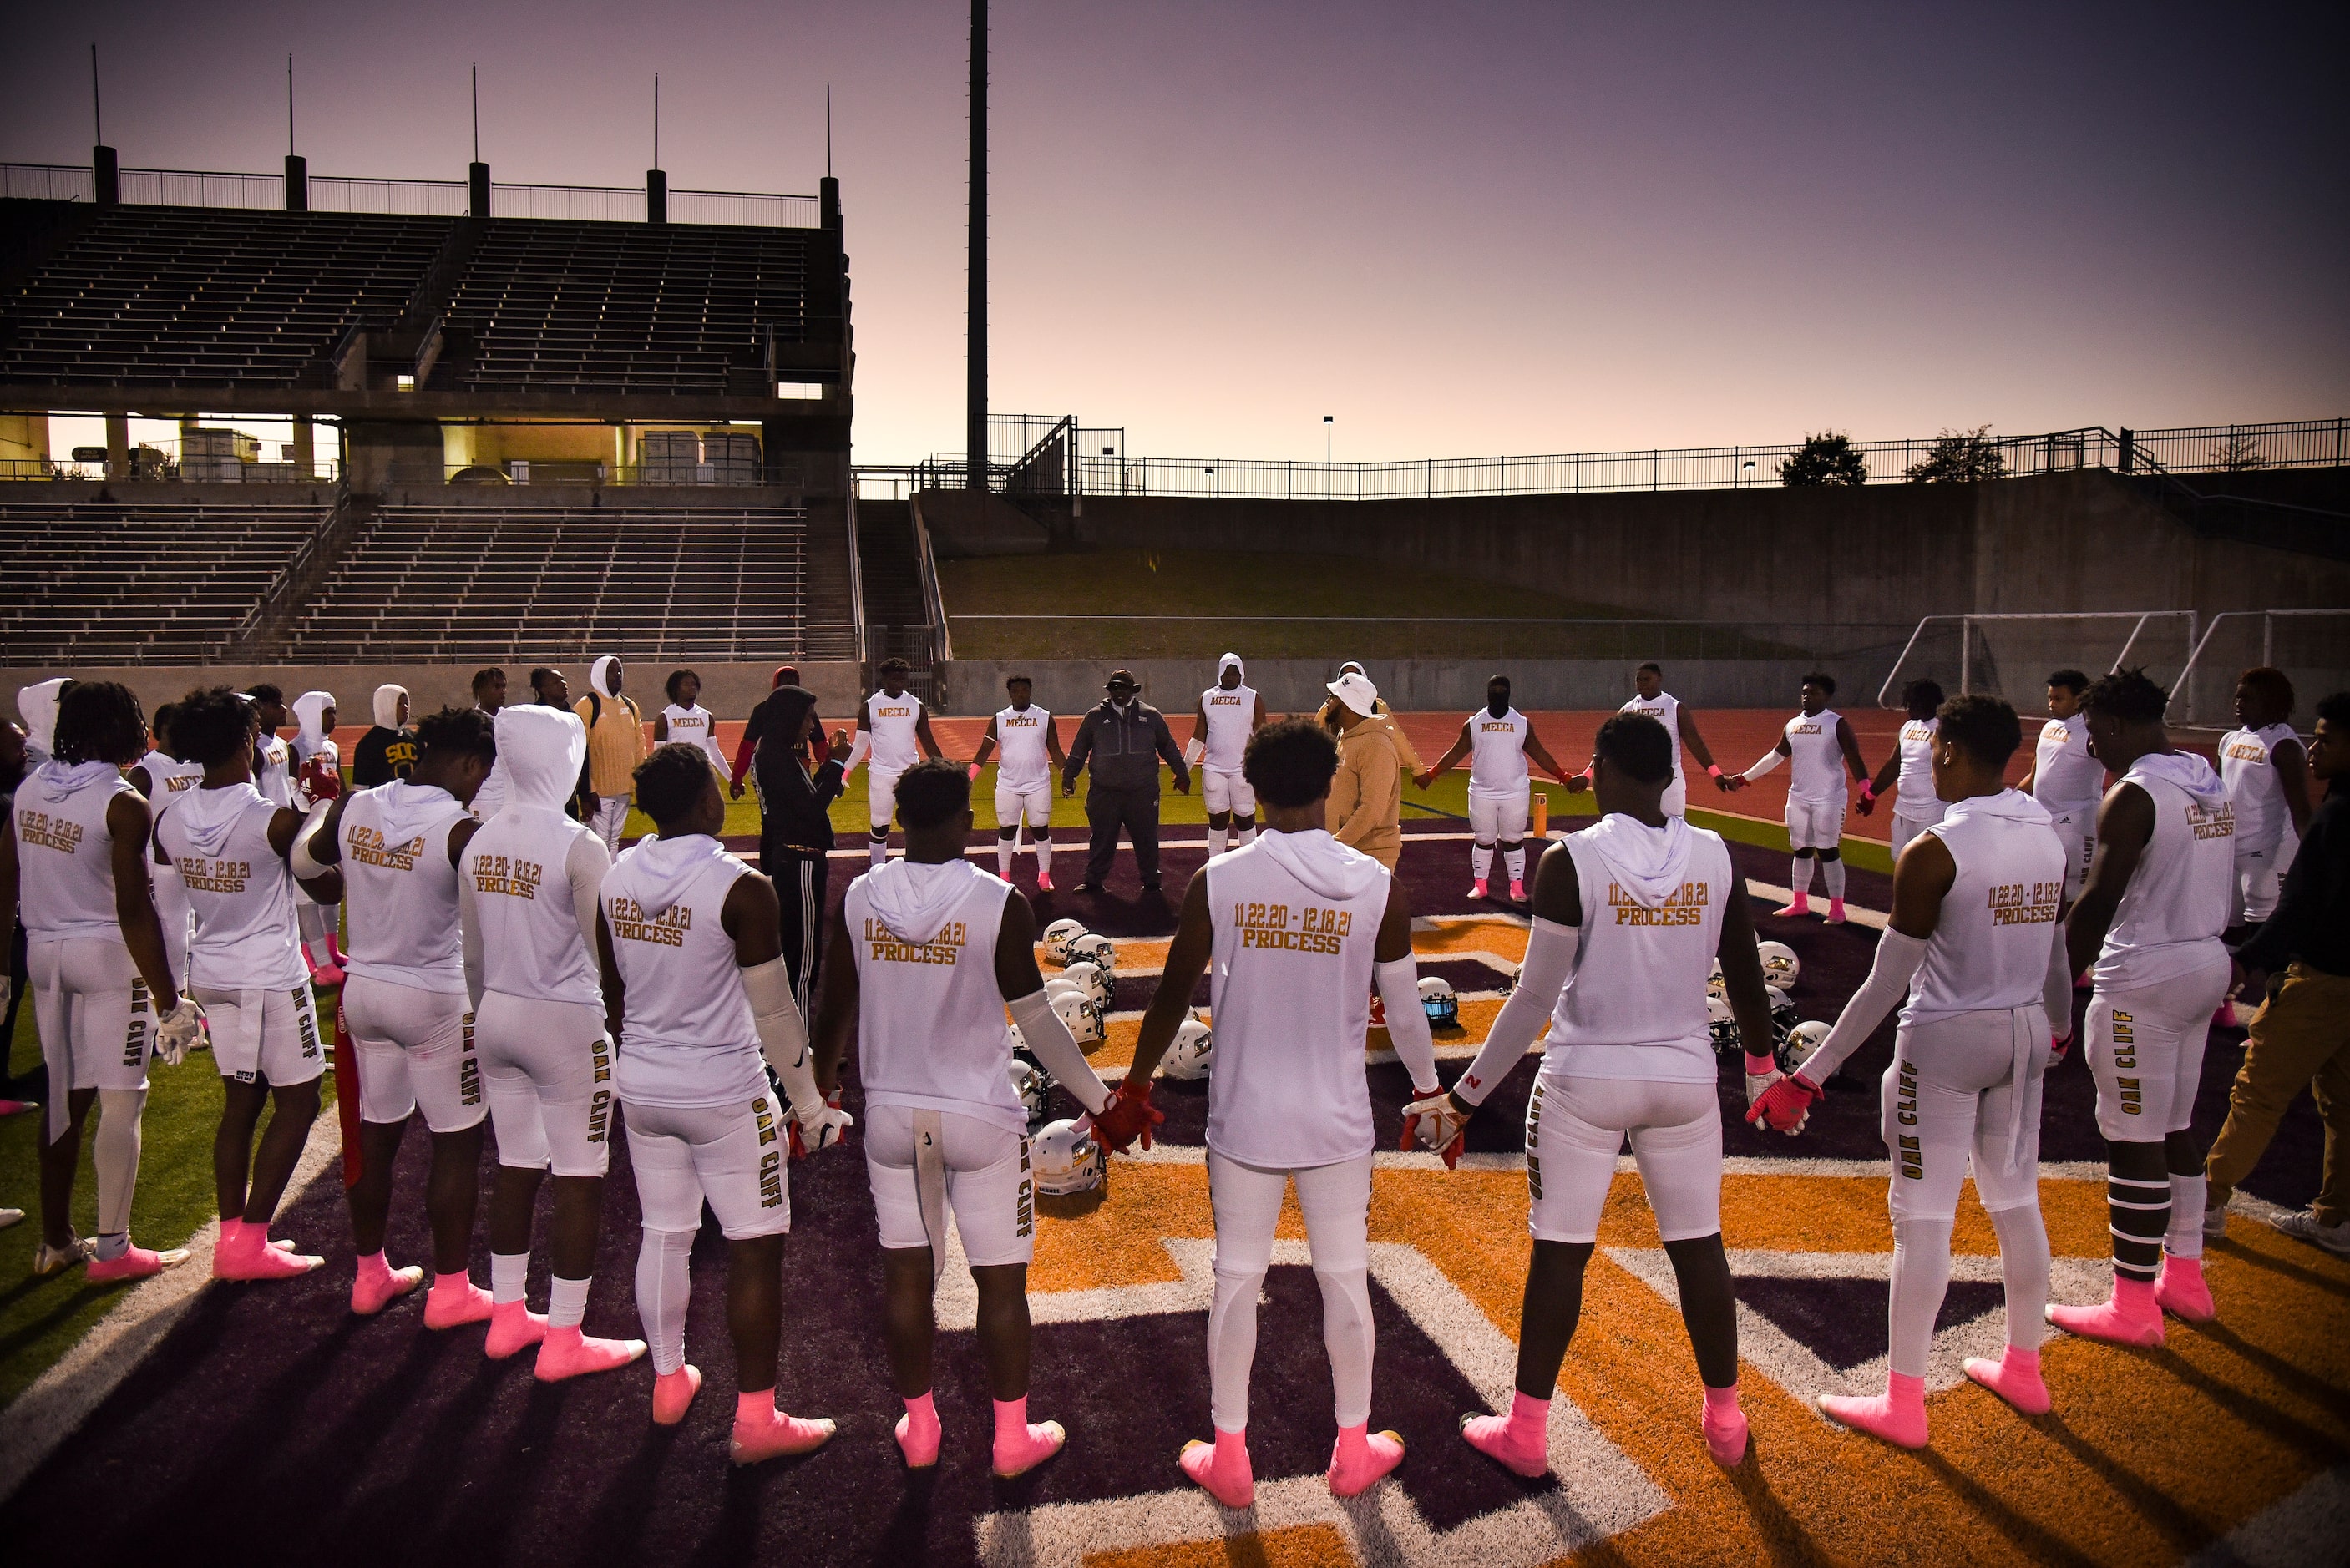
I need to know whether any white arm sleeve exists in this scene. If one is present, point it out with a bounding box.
[1454,918,1580,1106]
[1007,988,1112,1114]
[286,798,337,878]
[844,731,871,770]
[1741,748,1785,783]
[1375,958,1441,1095]
[1800,927,1929,1085]
[742,955,822,1108]
[2044,921,2074,1043]
[459,866,484,1011]
[567,832,612,968]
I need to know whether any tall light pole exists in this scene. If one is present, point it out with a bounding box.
[967,0,988,496]
[1324,414,1334,501]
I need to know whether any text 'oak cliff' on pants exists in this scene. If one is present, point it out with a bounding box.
[1084,786,1162,888]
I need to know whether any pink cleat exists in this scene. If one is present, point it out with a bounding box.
[1508,879,1527,903]
[1460,1393,1548,1477]
[1826,898,1847,925]
[1179,1427,1254,1509]
[653,1364,701,1426]
[1702,1383,1749,1465]
[220,1219,297,1252]
[0,1098,36,1119]
[350,1252,424,1315]
[2213,999,2240,1029]
[2155,1256,2216,1323]
[1466,878,1488,901]
[86,1244,190,1284]
[896,1391,942,1468]
[1328,1424,1405,1496]
[483,1299,549,1358]
[423,1276,496,1331]
[1773,894,1812,917]
[728,1390,836,1466]
[2047,1277,2165,1348]
[1963,1344,2051,1415]
[212,1227,323,1282]
[992,1397,1066,1478]
[534,1324,647,1382]
[1819,1372,1928,1450]
[1035,870,1054,893]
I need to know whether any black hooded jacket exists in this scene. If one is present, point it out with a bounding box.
[749,685,845,851]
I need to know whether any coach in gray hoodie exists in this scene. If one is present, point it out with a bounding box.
[1062,670,1190,894]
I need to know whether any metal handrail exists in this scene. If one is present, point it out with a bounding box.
[1875,611,2198,708]
[2170,609,2350,719]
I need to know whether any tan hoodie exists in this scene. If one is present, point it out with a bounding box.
[1328,715,1403,867]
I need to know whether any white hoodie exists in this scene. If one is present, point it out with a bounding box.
[1545,812,1735,1083]
[601,830,764,1107]
[291,691,336,764]
[462,706,608,1008]
[17,678,68,765]
[13,759,134,940]
[2097,749,2236,987]
[848,857,1030,1132]
[155,781,306,991]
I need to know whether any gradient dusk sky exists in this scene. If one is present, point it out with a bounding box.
[3,1,2342,465]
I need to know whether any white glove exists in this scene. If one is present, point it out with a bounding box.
[155,997,209,1066]
[1401,1090,1468,1168]
[1745,1066,1780,1110]
[789,1091,854,1156]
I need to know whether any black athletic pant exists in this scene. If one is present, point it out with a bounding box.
[1084,786,1162,889]
[1,920,28,1098]
[763,846,830,1019]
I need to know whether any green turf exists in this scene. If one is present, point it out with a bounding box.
[0,985,341,1410]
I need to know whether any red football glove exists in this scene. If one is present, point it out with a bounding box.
[1088,1077,1164,1154]
[787,1087,850,1160]
[1745,1073,1821,1135]
[1855,782,1876,817]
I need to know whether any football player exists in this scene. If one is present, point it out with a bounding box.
[2216,667,2311,928]
[153,687,344,1281]
[811,759,1139,1476]
[1127,718,1442,1507]
[1421,712,1772,1472]
[1728,672,1871,923]
[969,675,1067,889]
[2046,670,2236,1343]
[1750,695,2072,1445]
[129,702,204,992]
[3,682,205,1281]
[1581,661,1730,816]
[2015,670,2102,910]
[598,744,847,1459]
[289,690,345,984]
[843,658,945,868]
[1190,654,1269,859]
[1415,675,1573,902]
[1856,679,1949,858]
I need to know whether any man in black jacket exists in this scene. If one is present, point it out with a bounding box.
[1062,670,1189,894]
[747,684,848,1014]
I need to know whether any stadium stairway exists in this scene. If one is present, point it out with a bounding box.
[855,498,938,685]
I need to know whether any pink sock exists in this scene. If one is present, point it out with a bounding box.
[897,1391,941,1467]
[1702,1382,1749,1465]
[219,1216,245,1248]
[2048,1276,2165,1348]
[992,1395,1066,1476]
[1328,1422,1405,1496]
[737,1388,776,1424]
[1963,1343,2050,1415]
[357,1251,393,1286]
[1179,1426,1254,1509]
[2155,1256,2215,1323]
[1819,1370,1928,1449]
[1461,1391,1549,1476]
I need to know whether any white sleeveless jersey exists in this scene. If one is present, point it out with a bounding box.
[2218,723,2297,849]
[862,692,924,771]
[1543,822,1733,1084]
[602,835,765,1109]
[1468,708,1531,795]
[12,763,135,942]
[1618,692,1684,787]
[156,784,307,991]
[1894,718,1943,810]
[2031,714,2104,809]
[338,782,470,994]
[1202,833,1390,1167]
[661,703,725,767]
[463,806,606,1008]
[134,751,205,807]
[2094,759,2236,989]
[256,734,293,808]
[1199,684,1257,772]
[1785,710,1846,802]
[1902,793,2067,1023]
[846,862,1027,1135]
[993,705,1054,791]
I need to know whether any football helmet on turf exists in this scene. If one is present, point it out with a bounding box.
[1061,959,1113,1009]
[1032,1118,1104,1196]
[1008,1054,1053,1122]
[1419,974,1459,1029]
[1051,987,1105,1045]
[1042,918,1088,964]
[1162,1018,1214,1080]
[1066,933,1116,972]
[1779,1019,1831,1079]
[1706,994,1741,1053]
[1755,939,1800,988]
[1767,985,1799,1036]
[1707,955,1728,1000]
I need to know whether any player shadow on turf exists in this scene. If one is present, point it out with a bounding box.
[1717,1444,1830,1568]
[2021,1402,2219,1549]
[1911,1444,2108,1565]
[2198,1234,2350,1296]
[572,1411,699,1564]
[0,1280,131,1356]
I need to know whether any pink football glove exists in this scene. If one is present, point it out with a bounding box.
[1089,1078,1164,1154]
[1745,1073,1821,1135]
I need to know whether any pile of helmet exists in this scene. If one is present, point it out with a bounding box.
[1041,918,1113,1044]
[1706,938,1822,1069]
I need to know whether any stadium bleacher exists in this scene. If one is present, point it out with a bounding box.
[0,497,329,662]
[273,500,848,661]
[0,205,453,388]
[439,220,812,395]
